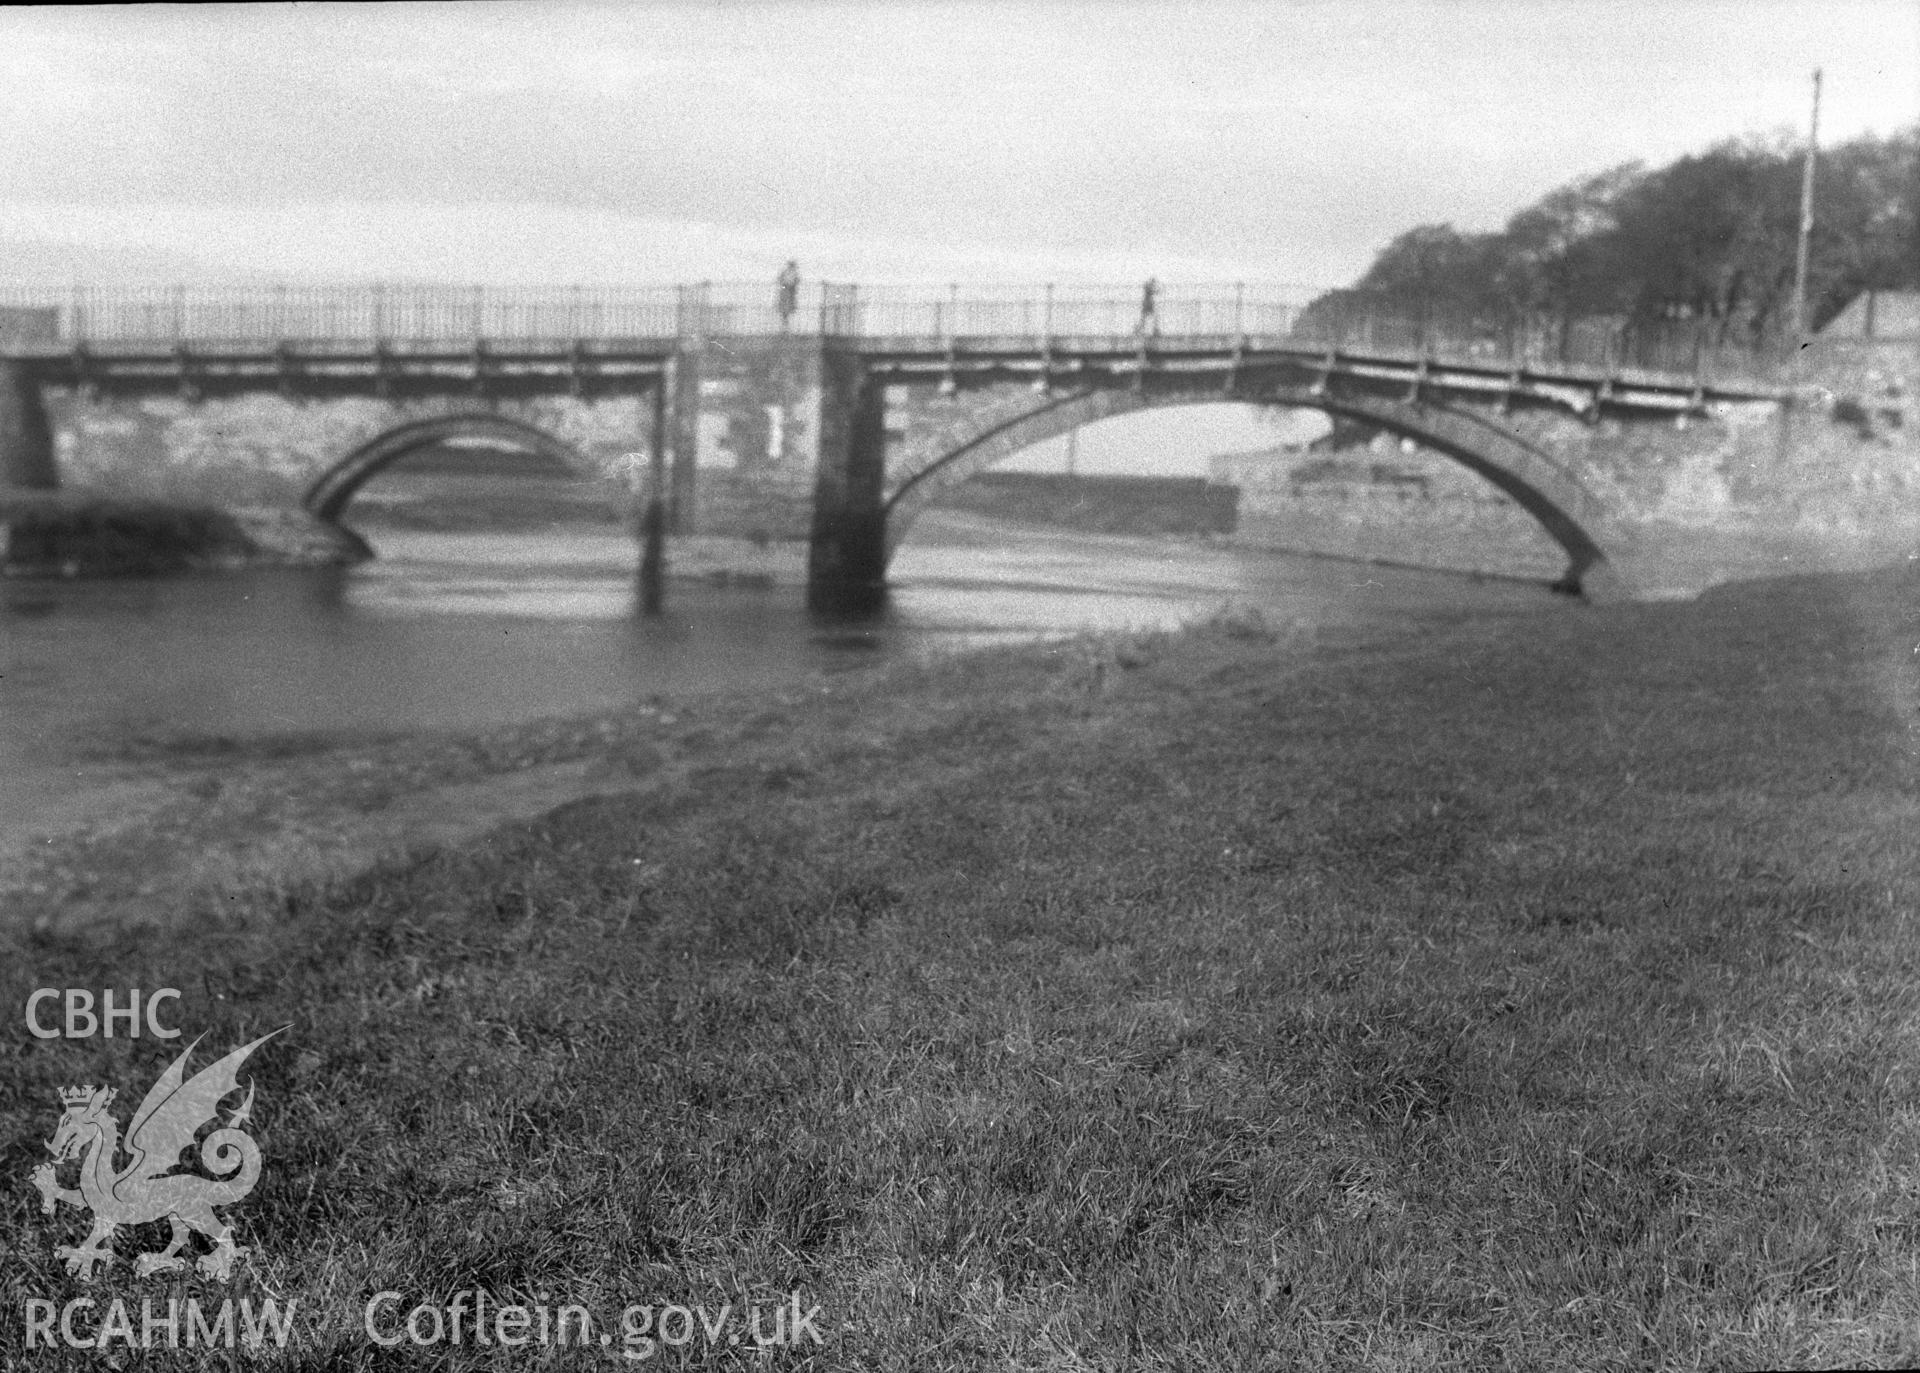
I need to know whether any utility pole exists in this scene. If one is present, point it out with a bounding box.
[1791,67,1823,345]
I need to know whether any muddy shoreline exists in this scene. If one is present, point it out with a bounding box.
[0,491,369,577]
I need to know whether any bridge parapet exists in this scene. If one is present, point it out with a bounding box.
[0,280,1797,393]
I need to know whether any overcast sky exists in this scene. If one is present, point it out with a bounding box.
[2,1,1914,291]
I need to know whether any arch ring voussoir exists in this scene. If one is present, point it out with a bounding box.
[303,413,591,522]
[881,384,1627,598]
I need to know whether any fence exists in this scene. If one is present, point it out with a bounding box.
[0,280,1798,385]
[817,282,1305,339]
[0,281,1309,344]
[0,283,684,345]
[1285,293,1800,386]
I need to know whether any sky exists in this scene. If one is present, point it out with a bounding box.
[2,0,1913,470]
[2,1,1914,290]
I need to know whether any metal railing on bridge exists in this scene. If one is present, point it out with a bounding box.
[0,282,686,346]
[816,282,1307,339]
[0,280,1794,386]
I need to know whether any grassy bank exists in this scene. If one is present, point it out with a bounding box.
[3,564,1917,1369]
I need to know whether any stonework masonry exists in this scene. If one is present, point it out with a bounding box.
[6,335,1916,597]
[1211,341,1919,591]
[43,392,650,504]
[673,338,824,542]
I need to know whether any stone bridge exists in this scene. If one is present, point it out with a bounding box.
[5,281,1898,604]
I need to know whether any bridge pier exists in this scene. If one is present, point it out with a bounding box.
[662,351,701,532]
[0,361,58,490]
[806,350,889,611]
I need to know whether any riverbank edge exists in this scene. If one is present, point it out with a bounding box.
[0,490,370,577]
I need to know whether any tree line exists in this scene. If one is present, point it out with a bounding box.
[1304,125,1917,345]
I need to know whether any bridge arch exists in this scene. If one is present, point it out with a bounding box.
[882,385,1625,597]
[303,413,593,522]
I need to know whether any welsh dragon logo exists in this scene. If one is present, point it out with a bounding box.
[31,1029,282,1282]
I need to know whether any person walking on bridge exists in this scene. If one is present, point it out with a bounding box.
[1138,277,1159,336]
[776,261,801,332]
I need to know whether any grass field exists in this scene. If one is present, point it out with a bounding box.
[3,561,1917,1369]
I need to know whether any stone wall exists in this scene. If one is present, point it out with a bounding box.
[29,342,834,543]
[1493,340,1919,536]
[1496,349,1918,589]
[674,339,822,540]
[45,391,651,505]
[1216,345,1918,591]
[1220,441,1566,581]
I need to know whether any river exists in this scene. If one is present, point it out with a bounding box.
[0,507,1562,841]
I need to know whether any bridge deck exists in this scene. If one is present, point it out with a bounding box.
[1,341,1784,417]
[1,280,1793,396]
[1,333,1784,414]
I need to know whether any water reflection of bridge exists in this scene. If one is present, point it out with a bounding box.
[0,282,1793,603]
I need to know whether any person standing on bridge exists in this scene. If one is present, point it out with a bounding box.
[776,261,801,332]
[1138,277,1159,336]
